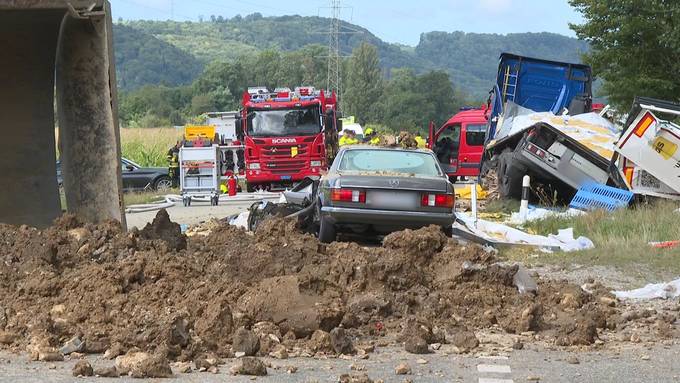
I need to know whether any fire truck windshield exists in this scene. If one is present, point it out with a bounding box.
[247,106,322,137]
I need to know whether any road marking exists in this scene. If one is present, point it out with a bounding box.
[477,364,512,374]
[478,355,510,360]
[478,379,514,383]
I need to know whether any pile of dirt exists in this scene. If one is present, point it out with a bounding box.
[0,210,674,370]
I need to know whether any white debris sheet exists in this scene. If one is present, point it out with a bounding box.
[456,213,594,252]
[508,206,586,224]
[229,211,250,229]
[613,278,680,300]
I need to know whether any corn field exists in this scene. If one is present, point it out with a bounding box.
[120,127,182,167]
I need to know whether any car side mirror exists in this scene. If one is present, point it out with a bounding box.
[126,165,134,171]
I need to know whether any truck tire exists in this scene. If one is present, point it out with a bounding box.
[497,150,523,199]
[318,215,336,244]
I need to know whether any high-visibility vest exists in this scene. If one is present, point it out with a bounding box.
[339,136,359,146]
[415,136,426,148]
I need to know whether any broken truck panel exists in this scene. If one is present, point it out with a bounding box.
[613,97,680,198]
[486,53,593,144]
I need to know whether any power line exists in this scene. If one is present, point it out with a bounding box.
[327,0,341,100]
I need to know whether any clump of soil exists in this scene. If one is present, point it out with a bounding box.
[0,212,671,369]
[138,208,186,250]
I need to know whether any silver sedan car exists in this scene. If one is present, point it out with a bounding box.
[316,146,456,243]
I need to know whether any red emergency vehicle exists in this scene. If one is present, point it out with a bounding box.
[238,86,340,191]
[428,106,488,182]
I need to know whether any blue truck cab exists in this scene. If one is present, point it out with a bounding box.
[482,53,599,199]
[486,53,593,142]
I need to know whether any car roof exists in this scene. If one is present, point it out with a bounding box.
[339,145,434,154]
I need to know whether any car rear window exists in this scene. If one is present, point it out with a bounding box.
[338,149,441,177]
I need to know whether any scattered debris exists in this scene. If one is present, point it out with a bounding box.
[93,365,119,378]
[614,278,680,300]
[229,357,267,376]
[0,212,671,380]
[339,373,374,383]
[451,331,479,352]
[330,328,355,355]
[395,363,411,375]
[404,337,429,354]
[115,351,172,378]
[72,360,93,377]
[232,327,260,356]
[59,336,84,355]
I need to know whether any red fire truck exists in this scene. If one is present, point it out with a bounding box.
[238,86,340,191]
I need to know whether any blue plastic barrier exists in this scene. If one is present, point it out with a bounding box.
[569,183,634,211]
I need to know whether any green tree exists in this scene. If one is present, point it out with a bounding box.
[190,94,215,115]
[570,0,680,107]
[345,43,384,124]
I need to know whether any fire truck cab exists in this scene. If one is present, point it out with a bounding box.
[238,86,340,191]
[428,106,488,182]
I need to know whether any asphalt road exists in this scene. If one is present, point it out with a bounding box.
[124,183,475,230]
[125,197,272,230]
[1,343,678,382]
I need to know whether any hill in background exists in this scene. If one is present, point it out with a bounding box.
[113,15,588,99]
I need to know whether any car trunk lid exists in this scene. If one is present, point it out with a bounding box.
[336,174,450,212]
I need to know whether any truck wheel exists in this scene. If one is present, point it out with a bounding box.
[497,150,523,199]
[318,216,336,244]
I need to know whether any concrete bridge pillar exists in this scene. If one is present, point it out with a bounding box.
[0,1,125,228]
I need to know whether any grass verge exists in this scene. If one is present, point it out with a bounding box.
[499,201,680,278]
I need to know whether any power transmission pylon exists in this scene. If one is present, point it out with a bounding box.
[327,0,342,103]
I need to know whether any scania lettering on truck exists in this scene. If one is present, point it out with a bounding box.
[238,86,341,191]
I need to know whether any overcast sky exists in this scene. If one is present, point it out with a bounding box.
[111,0,584,45]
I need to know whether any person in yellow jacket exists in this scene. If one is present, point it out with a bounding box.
[414,135,427,148]
[339,129,359,146]
[363,127,380,145]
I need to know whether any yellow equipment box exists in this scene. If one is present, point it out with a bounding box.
[185,125,216,141]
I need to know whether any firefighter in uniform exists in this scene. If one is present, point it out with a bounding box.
[363,127,380,145]
[339,129,359,146]
[415,135,427,148]
[167,141,180,187]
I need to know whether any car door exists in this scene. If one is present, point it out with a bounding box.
[433,124,461,174]
[457,123,486,176]
[120,160,137,190]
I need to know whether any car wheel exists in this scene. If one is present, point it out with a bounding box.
[318,215,336,244]
[153,176,173,192]
[497,150,522,199]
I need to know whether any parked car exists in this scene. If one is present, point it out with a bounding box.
[311,146,456,243]
[57,158,172,192]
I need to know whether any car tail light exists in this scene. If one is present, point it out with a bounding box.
[331,188,366,203]
[421,193,454,208]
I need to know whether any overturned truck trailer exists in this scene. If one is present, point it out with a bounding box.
[0,1,125,227]
[611,97,680,200]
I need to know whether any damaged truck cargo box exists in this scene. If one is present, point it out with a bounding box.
[481,53,617,200]
[612,97,680,200]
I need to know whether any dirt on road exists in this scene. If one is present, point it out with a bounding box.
[0,210,675,377]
